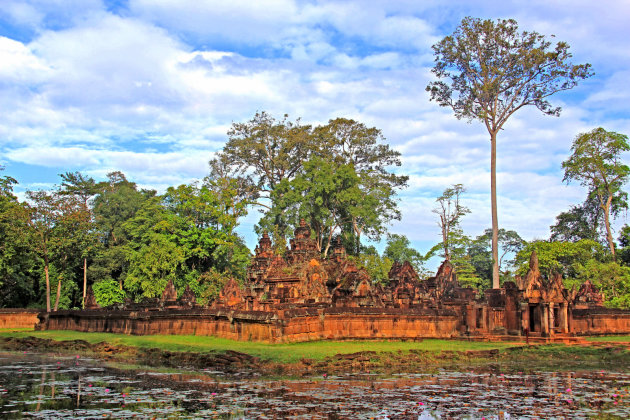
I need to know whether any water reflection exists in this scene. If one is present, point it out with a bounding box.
[0,352,628,419]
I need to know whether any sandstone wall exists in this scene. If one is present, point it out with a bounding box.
[0,309,41,329]
[38,307,460,343]
[571,309,630,335]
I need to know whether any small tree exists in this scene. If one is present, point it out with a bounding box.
[432,184,470,261]
[427,17,593,288]
[26,190,59,312]
[562,128,630,260]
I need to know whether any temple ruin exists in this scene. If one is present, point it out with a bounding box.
[38,221,630,342]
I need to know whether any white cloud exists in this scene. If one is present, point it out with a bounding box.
[0,36,50,82]
[0,0,629,255]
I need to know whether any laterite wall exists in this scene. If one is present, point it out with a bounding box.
[38,307,460,343]
[571,309,630,336]
[0,309,41,329]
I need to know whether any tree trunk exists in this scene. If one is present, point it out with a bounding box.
[82,258,87,309]
[603,194,616,261]
[490,131,500,289]
[441,214,449,260]
[352,218,362,255]
[53,278,61,311]
[44,256,51,313]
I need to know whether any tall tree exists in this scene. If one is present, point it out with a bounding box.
[124,183,250,301]
[432,184,469,261]
[315,118,408,253]
[210,111,313,239]
[48,193,86,310]
[26,190,59,312]
[426,17,592,288]
[262,157,362,256]
[562,128,629,260]
[58,172,98,307]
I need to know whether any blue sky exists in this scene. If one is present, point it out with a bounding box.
[1,0,630,265]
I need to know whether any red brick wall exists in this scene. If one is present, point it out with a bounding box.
[571,311,630,335]
[39,308,460,343]
[0,309,41,329]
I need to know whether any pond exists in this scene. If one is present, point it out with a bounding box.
[0,352,628,419]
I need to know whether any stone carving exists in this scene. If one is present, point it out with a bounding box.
[573,280,604,309]
[161,279,179,308]
[180,285,197,308]
[84,286,100,310]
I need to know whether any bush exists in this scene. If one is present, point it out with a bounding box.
[92,279,126,307]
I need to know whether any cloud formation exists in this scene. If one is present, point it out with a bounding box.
[1,0,629,256]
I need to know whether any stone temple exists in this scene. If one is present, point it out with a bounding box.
[38,221,630,342]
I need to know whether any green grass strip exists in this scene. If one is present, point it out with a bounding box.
[0,330,518,363]
[584,335,630,342]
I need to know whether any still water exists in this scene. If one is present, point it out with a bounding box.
[0,352,628,419]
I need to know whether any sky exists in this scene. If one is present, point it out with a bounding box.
[1,0,629,265]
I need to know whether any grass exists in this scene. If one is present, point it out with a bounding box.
[0,330,518,363]
[0,328,34,333]
[585,335,630,342]
[495,343,630,371]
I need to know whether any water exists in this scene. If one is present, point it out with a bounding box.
[0,352,628,419]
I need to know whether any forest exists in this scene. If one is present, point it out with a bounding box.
[1,114,630,310]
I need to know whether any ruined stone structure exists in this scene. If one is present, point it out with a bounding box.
[37,221,630,342]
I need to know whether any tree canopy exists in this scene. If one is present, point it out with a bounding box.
[212,113,408,255]
[562,128,630,260]
[427,16,593,288]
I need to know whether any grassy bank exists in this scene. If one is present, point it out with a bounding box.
[0,329,516,363]
[585,335,630,342]
[1,330,628,376]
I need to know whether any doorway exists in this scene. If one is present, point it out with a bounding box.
[529,305,540,332]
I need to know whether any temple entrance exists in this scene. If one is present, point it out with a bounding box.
[553,306,560,329]
[476,308,483,329]
[529,305,540,332]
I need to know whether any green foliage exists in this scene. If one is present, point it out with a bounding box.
[0,173,38,307]
[468,229,525,282]
[261,156,364,255]
[0,167,251,309]
[93,279,126,307]
[449,234,485,291]
[550,195,604,243]
[617,225,630,267]
[383,234,427,277]
[562,128,630,258]
[426,17,593,124]
[514,239,605,282]
[197,268,233,305]
[125,233,186,300]
[314,118,408,250]
[514,238,630,309]
[215,114,407,255]
[574,260,630,309]
[123,182,250,301]
[349,246,394,285]
[91,172,154,289]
